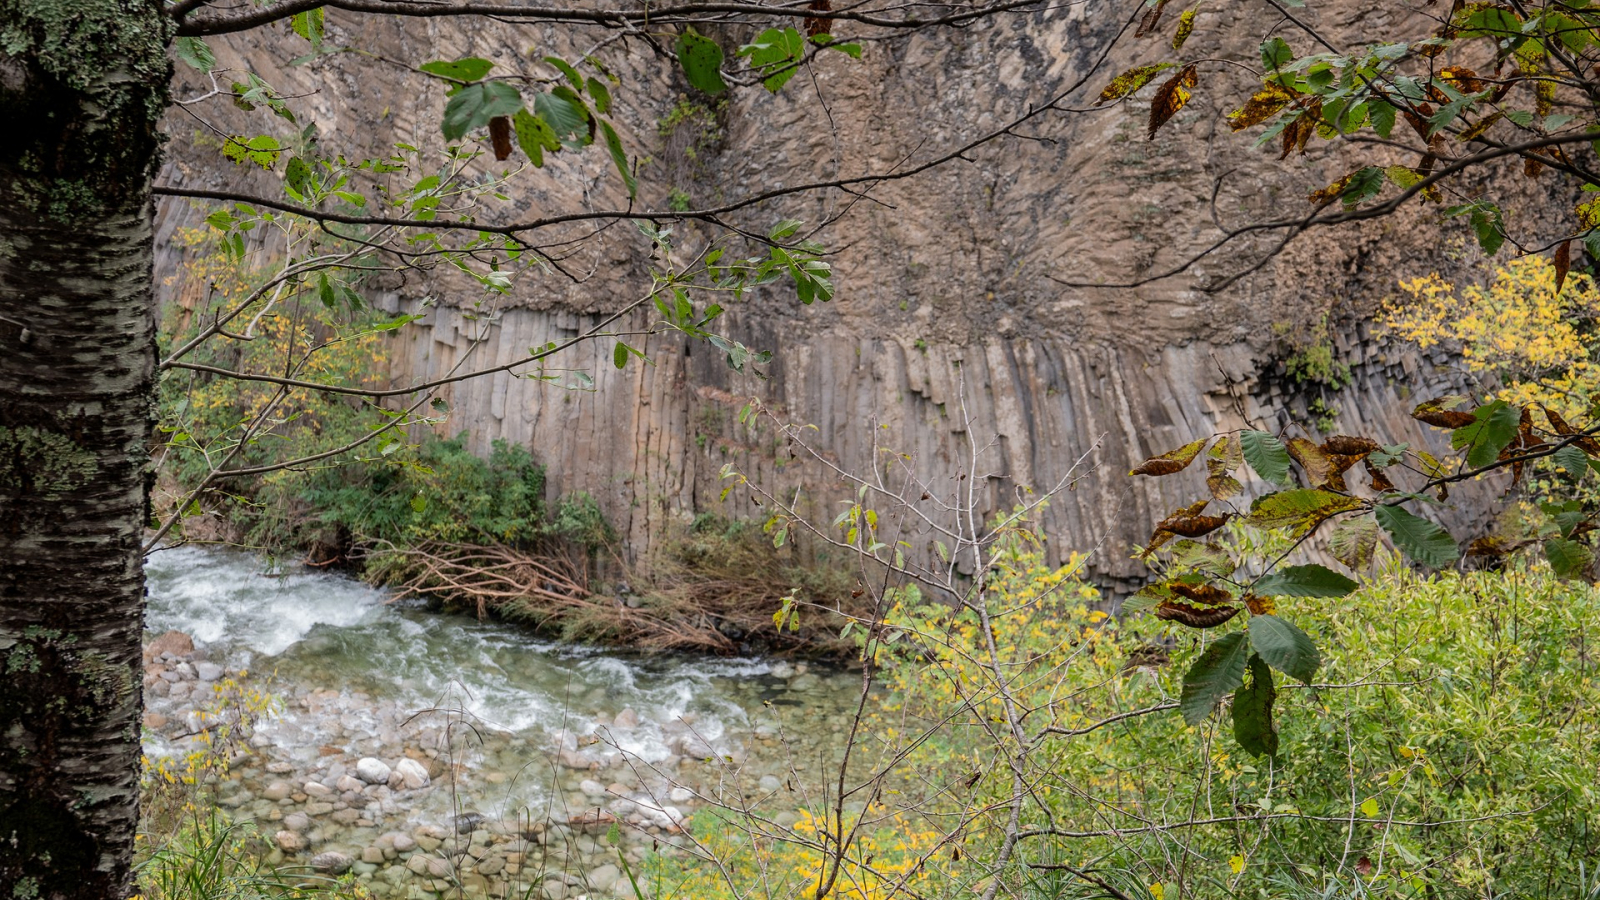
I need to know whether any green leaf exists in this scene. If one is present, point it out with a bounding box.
[544,55,585,90]
[534,90,590,144]
[371,313,423,332]
[420,57,495,86]
[284,156,312,197]
[739,27,806,93]
[676,29,728,95]
[1340,166,1385,208]
[586,76,613,115]
[222,135,286,169]
[316,271,336,308]
[175,36,216,72]
[442,81,523,142]
[1375,503,1459,568]
[1252,564,1358,598]
[290,9,324,46]
[1445,201,1506,255]
[769,218,804,241]
[1240,430,1292,486]
[599,120,636,200]
[1554,444,1590,479]
[1232,655,1279,757]
[1248,615,1320,684]
[1545,538,1592,579]
[1260,37,1293,72]
[1180,632,1252,726]
[513,109,560,166]
[1368,98,1396,138]
[614,342,630,370]
[1450,400,1520,468]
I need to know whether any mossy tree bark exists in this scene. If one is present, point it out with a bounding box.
[0,0,170,896]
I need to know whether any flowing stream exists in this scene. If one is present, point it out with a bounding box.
[142,546,862,897]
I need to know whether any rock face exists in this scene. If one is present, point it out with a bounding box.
[153,5,1536,582]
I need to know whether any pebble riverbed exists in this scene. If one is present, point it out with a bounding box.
[142,546,865,899]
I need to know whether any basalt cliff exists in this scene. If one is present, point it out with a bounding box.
[155,1,1550,584]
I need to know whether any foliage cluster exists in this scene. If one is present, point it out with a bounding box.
[1102,0,1600,264]
[663,537,1600,898]
[1384,257,1600,419]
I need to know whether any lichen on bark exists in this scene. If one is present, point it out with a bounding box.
[0,0,170,896]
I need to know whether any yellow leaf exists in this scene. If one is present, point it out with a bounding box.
[1172,7,1198,51]
[1229,854,1245,874]
[1094,63,1177,106]
[1360,796,1380,816]
[1227,83,1295,131]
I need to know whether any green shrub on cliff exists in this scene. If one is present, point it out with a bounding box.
[292,433,548,547]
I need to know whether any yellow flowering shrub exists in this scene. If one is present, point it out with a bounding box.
[652,806,943,900]
[1382,257,1600,416]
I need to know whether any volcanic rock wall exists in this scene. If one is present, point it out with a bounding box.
[155,1,1533,583]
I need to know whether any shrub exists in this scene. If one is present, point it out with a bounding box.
[661,537,1600,899]
[288,433,548,548]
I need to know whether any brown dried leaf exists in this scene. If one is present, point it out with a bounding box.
[1279,100,1320,159]
[1160,514,1232,537]
[1322,435,1379,458]
[1154,601,1241,628]
[1286,437,1333,488]
[1413,399,1476,429]
[1556,240,1572,296]
[1207,471,1244,501]
[1209,434,1243,471]
[1525,155,1545,178]
[804,0,832,38]
[1148,64,1198,141]
[1228,83,1296,131]
[488,115,513,161]
[1439,65,1485,94]
[1136,0,1172,37]
[1141,499,1211,558]
[1543,405,1600,455]
[1404,102,1434,142]
[1170,582,1234,605]
[1130,437,1207,476]
[1243,593,1276,616]
[1467,536,1510,557]
[1328,514,1380,570]
[1365,460,1396,493]
[1309,170,1358,205]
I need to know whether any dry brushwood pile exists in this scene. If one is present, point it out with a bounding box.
[363,537,862,652]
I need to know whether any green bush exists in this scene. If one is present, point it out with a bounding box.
[660,539,1600,900]
[874,549,1600,898]
[290,433,548,547]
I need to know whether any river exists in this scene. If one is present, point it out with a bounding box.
[142,545,862,898]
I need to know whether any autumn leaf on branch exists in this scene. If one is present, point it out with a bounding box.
[1148,64,1198,140]
[1130,437,1207,476]
[1095,63,1177,106]
[1227,83,1295,131]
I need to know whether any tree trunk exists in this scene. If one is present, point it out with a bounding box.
[0,1,170,896]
